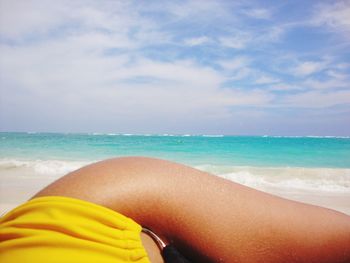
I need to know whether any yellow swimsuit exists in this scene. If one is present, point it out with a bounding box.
[0,196,151,263]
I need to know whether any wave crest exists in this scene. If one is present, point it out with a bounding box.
[0,159,90,176]
[196,165,350,193]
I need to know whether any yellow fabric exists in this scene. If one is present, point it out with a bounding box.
[0,196,151,263]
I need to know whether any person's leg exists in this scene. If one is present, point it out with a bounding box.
[34,157,350,263]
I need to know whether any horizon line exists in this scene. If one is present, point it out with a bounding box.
[1,131,349,138]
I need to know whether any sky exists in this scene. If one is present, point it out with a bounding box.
[0,0,349,136]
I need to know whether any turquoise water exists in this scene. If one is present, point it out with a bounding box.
[1,132,349,168]
[1,132,349,195]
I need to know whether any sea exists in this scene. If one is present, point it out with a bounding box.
[1,132,350,213]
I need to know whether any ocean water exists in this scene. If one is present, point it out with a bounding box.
[1,132,350,196]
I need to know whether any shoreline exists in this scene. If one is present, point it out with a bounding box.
[1,157,349,216]
[1,172,349,216]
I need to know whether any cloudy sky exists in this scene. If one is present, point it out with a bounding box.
[0,0,349,135]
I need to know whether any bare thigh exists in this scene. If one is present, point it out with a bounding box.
[33,157,350,263]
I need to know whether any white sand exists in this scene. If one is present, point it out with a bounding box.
[0,175,59,215]
[261,186,350,215]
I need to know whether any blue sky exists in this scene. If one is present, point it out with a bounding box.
[0,0,349,135]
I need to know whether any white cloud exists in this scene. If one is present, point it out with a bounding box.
[1,0,348,133]
[118,59,224,89]
[257,26,285,43]
[269,67,349,91]
[219,24,285,50]
[0,0,68,39]
[335,63,350,70]
[219,59,280,85]
[0,0,277,133]
[1,33,275,132]
[254,75,279,85]
[291,61,328,77]
[304,78,349,90]
[162,0,232,21]
[228,89,273,106]
[326,70,348,80]
[0,0,165,47]
[229,68,254,81]
[283,90,350,108]
[269,84,304,91]
[218,57,251,72]
[218,57,269,83]
[312,1,350,34]
[184,36,210,46]
[242,8,272,19]
[219,32,252,49]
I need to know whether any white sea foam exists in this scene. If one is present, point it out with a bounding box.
[202,135,224,137]
[195,165,350,193]
[0,158,90,177]
[223,171,349,192]
[91,132,103,135]
[260,135,350,139]
[1,158,349,193]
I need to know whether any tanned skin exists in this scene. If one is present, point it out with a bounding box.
[34,157,350,263]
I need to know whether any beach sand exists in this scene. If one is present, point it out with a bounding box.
[1,174,349,216]
[262,186,350,215]
[0,173,60,215]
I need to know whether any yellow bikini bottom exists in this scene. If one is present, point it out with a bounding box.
[0,196,151,263]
